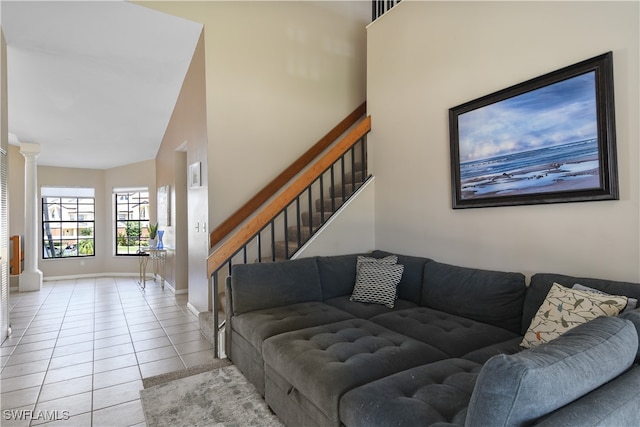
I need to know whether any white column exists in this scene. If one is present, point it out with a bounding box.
[19,142,42,291]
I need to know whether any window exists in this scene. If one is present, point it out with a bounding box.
[114,188,150,255]
[42,187,95,259]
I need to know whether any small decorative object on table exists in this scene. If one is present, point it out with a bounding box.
[157,230,164,249]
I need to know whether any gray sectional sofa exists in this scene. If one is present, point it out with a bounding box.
[224,250,640,426]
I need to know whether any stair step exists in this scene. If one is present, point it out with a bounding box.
[301,211,333,227]
[274,241,301,259]
[315,196,345,212]
[330,181,363,198]
[286,225,314,242]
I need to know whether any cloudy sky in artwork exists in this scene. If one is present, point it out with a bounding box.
[458,71,597,163]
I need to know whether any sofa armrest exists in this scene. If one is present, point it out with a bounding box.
[534,365,640,426]
[230,257,323,315]
[465,316,638,427]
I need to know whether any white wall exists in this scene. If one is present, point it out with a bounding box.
[368,1,639,281]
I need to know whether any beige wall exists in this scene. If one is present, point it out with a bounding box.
[154,31,208,301]
[143,1,369,312]
[143,1,368,225]
[368,1,640,281]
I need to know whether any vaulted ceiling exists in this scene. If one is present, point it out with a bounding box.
[2,0,202,170]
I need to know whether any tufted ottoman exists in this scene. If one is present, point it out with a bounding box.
[370,307,520,357]
[230,302,355,395]
[339,358,482,427]
[262,318,449,426]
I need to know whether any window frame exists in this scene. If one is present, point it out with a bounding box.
[41,187,95,259]
[114,188,150,256]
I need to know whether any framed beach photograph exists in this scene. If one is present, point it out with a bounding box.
[449,52,618,209]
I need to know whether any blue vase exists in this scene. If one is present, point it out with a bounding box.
[157,230,164,249]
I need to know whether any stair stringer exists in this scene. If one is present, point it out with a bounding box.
[291,177,375,259]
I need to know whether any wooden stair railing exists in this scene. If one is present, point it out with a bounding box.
[207,115,371,357]
[207,115,371,276]
[209,102,366,249]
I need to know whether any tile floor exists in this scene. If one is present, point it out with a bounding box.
[1,276,215,426]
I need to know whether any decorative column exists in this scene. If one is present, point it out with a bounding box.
[19,142,42,291]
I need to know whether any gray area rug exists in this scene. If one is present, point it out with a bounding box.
[140,364,283,427]
[142,359,232,389]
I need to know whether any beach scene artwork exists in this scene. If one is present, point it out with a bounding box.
[457,71,600,200]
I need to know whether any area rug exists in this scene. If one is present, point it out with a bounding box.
[142,359,232,389]
[140,364,283,427]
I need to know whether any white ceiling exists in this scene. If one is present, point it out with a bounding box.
[1,0,202,170]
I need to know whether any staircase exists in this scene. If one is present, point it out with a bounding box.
[206,110,372,357]
[274,160,367,260]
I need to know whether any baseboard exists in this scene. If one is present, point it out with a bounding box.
[187,302,200,317]
[43,272,141,281]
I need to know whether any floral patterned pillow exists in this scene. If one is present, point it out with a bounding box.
[521,282,628,348]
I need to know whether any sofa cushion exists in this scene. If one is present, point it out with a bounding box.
[465,316,638,427]
[371,250,432,304]
[317,253,363,301]
[422,261,526,334]
[231,301,355,354]
[340,358,482,427]
[350,261,404,308]
[371,307,519,357]
[324,295,418,319]
[523,273,640,335]
[262,318,448,426]
[461,337,523,365]
[521,283,627,348]
[231,257,322,315]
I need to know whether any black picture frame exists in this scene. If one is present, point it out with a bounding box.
[449,52,618,209]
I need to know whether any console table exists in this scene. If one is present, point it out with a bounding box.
[137,248,167,289]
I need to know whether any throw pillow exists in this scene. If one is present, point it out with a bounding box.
[572,283,638,313]
[356,255,398,268]
[350,262,404,308]
[521,282,627,348]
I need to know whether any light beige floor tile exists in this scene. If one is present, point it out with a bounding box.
[127,321,161,334]
[49,350,93,370]
[181,349,216,368]
[0,371,46,393]
[135,345,178,364]
[93,342,135,360]
[44,362,94,384]
[163,323,198,335]
[5,347,54,366]
[93,365,141,390]
[93,353,138,374]
[52,341,93,358]
[1,359,50,379]
[54,332,94,347]
[34,390,92,419]
[12,339,57,354]
[38,375,93,403]
[132,336,171,353]
[0,403,35,427]
[0,386,41,410]
[92,399,145,427]
[139,356,185,378]
[129,328,166,342]
[93,334,132,350]
[92,379,143,410]
[94,327,129,340]
[56,325,94,338]
[32,411,92,426]
[174,338,213,355]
